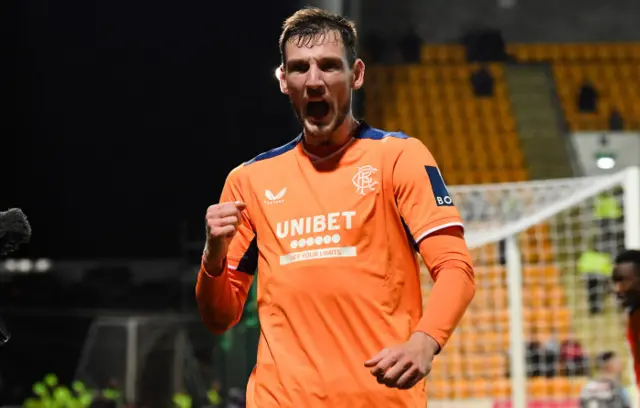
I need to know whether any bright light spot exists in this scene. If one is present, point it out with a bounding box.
[596,156,616,170]
[4,259,17,272]
[274,67,281,80]
[35,258,52,272]
[17,259,33,273]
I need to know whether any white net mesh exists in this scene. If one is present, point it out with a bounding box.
[422,169,636,407]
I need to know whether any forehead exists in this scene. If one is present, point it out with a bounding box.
[613,262,637,278]
[284,31,347,62]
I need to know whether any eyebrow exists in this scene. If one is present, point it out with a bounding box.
[286,55,344,68]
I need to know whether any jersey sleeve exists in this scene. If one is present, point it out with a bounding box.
[415,227,475,349]
[392,137,463,243]
[196,166,256,334]
[221,167,258,273]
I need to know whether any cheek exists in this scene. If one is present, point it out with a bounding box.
[288,90,306,108]
[285,79,303,97]
[328,81,351,101]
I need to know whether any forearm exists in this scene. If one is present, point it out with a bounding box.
[415,259,475,350]
[195,256,252,334]
[414,228,475,351]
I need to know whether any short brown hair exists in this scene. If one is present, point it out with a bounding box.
[279,7,358,66]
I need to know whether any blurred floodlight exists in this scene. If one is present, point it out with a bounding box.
[4,259,17,272]
[596,155,616,170]
[35,258,52,272]
[17,259,33,273]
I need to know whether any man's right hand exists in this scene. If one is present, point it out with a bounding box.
[203,201,247,275]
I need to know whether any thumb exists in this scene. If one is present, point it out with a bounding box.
[234,201,247,211]
[364,348,390,367]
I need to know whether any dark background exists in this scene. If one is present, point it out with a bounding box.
[2,0,299,260]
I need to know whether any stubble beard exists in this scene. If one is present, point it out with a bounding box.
[292,96,352,145]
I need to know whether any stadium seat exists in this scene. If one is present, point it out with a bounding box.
[505,43,640,131]
[365,61,527,186]
[491,378,511,398]
[428,379,448,399]
[527,377,550,398]
[365,46,604,400]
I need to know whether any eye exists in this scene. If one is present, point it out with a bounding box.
[320,61,342,71]
[288,62,308,73]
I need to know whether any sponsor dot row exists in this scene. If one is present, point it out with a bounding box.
[290,234,341,249]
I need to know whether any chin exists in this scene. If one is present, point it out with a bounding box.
[303,118,335,138]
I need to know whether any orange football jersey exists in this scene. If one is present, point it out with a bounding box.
[197,122,465,408]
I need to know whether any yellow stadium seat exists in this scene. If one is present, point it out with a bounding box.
[546,43,640,131]
[523,287,546,309]
[544,265,560,280]
[487,353,508,378]
[480,332,501,354]
[470,379,491,398]
[491,378,511,398]
[454,379,472,398]
[550,377,572,398]
[428,379,448,399]
[528,377,550,398]
[547,286,565,307]
[553,308,572,332]
[523,265,546,284]
[362,47,640,399]
[367,57,528,186]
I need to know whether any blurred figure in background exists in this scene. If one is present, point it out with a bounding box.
[560,335,588,376]
[577,80,598,113]
[470,65,494,97]
[579,351,629,408]
[578,248,613,315]
[525,339,544,377]
[611,250,640,395]
[593,192,623,257]
[540,330,561,377]
[608,108,625,131]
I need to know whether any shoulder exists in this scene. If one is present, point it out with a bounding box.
[243,135,302,167]
[357,124,437,171]
[225,135,302,185]
[356,123,410,142]
[357,123,432,156]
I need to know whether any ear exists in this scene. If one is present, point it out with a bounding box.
[351,59,365,91]
[278,65,289,95]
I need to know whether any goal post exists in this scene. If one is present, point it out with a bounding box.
[425,166,640,408]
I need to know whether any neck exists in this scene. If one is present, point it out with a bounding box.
[303,115,358,158]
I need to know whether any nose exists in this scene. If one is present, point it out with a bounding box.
[613,282,623,295]
[305,65,325,96]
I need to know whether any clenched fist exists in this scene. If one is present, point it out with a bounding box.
[203,201,247,274]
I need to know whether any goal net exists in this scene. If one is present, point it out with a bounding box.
[74,314,225,408]
[424,167,640,408]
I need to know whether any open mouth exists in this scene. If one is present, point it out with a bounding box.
[306,101,330,121]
